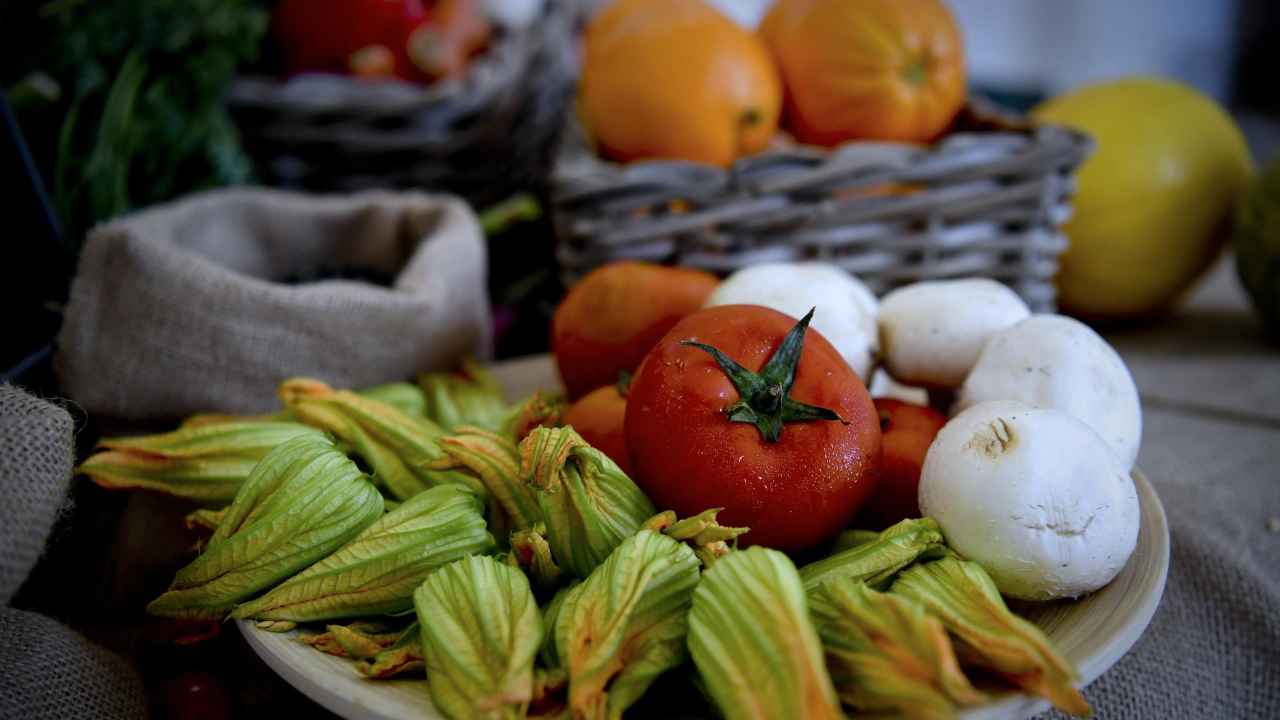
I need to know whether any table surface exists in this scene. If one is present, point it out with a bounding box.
[1096,256,1279,532]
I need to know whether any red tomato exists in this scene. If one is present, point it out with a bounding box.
[562,382,632,476]
[625,305,881,552]
[164,671,231,720]
[273,0,428,80]
[862,398,947,527]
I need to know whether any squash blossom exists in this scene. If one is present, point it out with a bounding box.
[799,518,946,592]
[76,421,324,503]
[429,425,543,541]
[234,484,494,622]
[505,523,563,591]
[519,426,655,579]
[356,622,425,680]
[688,546,843,720]
[146,435,383,620]
[418,359,510,432]
[279,377,481,501]
[642,508,748,569]
[891,557,1091,717]
[809,577,985,718]
[414,555,544,720]
[552,531,700,720]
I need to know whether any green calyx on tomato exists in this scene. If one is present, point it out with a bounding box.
[681,308,845,443]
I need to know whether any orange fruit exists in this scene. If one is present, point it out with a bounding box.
[562,383,632,476]
[551,261,719,399]
[579,0,782,167]
[761,0,966,145]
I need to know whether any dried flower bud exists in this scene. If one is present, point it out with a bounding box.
[357,622,425,680]
[552,531,700,719]
[146,435,383,620]
[892,557,1090,717]
[519,426,655,579]
[414,555,543,720]
[688,546,843,720]
[77,421,325,503]
[234,484,493,622]
[810,577,985,717]
[800,518,946,592]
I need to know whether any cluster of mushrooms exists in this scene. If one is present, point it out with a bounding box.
[707,264,1143,602]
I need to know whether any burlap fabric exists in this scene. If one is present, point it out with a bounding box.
[57,188,492,420]
[0,385,74,603]
[0,608,149,720]
[1,386,149,719]
[1041,410,1280,718]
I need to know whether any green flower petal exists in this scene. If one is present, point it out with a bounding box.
[799,518,945,592]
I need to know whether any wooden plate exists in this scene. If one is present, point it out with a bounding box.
[240,355,1171,720]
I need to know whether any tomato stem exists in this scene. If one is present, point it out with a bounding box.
[681,308,844,443]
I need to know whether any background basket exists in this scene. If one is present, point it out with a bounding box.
[227,1,577,207]
[551,107,1093,312]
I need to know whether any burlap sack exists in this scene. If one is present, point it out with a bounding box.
[0,607,149,720]
[57,188,492,420]
[1,386,149,719]
[0,385,74,604]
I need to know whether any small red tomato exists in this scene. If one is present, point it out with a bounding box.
[562,380,632,476]
[862,398,947,527]
[164,670,231,720]
[625,305,881,552]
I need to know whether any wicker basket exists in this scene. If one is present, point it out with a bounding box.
[227,2,578,207]
[551,107,1093,312]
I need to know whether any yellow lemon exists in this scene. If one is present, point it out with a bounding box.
[1033,77,1253,319]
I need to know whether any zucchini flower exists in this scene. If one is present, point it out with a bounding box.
[506,524,563,591]
[501,391,567,441]
[891,557,1090,717]
[300,621,403,659]
[830,529,880,554]
[551,531,700,720]
[429,425,543,540]
[419,359,510,432]
[688,546,843,720]
[642,508,748,569]
[799,518,946,592]
[234,484,494,622]
[519,426,655,579]
[76,421,324,503]
[360,381,429,418]
[414,555,544,720]
[809,577,985,718]
[146,435,383,620]
[279,378,480,501]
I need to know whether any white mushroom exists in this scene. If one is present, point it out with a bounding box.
[703,262,879,380]
[919,401,1140,601]
[877,279,1031,388]
[955,314,1142,469]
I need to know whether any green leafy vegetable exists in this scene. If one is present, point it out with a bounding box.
[24,0,267,245]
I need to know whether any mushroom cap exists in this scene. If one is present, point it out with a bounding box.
[955,314,1142,468]
[919,401,1140,600]
[878,279,1030,388]
[704,262,878,379]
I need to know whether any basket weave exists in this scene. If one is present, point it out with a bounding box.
[227,2,577,207]
[551,108,1093,312]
